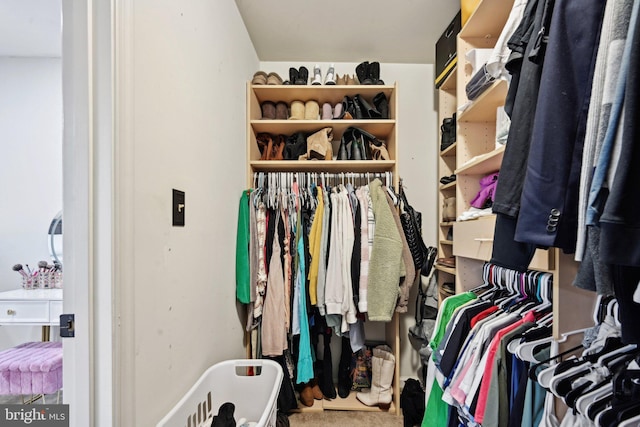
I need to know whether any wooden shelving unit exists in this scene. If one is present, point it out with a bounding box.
[443,0,594,343]
[247,82,402,414]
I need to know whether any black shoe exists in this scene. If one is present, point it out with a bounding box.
[373,92,389,119]
[296,66,309,85]
[211,402,235,427]
[356,61,372,85]
[439,174,457,185]
[368,61,383,84]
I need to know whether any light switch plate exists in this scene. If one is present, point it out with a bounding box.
[173,189,185,226]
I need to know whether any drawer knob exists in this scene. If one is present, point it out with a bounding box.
[6,309,16,316]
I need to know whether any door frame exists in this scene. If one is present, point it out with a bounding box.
[62,0,114,425]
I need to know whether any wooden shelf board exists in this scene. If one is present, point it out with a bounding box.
[250,160,395,173]
[457,80,508,123]
[439,181,456,191]
[435,264,456,275]
[250,120,395,139]
[440,240,453,245]
[460,0,516,39]
[440,142,457,157]
[440,222,455,227]
[439,65,457,92]
[252,84,396,104]
[455,145,505,175]
[322,390,396,414]
[291,397,324,413]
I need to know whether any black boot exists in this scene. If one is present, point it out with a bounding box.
[286,67,298,85]
[338,336,353,398]
[319,330,336,399]
[373,92,389,119]
[296,66,309,85]
[368,61,384,85]
[356,61,371,85]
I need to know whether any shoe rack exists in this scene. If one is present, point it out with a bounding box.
[439,0,594,340]
[247,81,403,414]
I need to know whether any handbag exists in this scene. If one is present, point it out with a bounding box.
[399,183,429,271]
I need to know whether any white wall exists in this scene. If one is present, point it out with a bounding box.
[259,61,438,382]
[115,0,259,425]
[0,57,62,349]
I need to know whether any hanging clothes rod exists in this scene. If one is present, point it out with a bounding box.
[252,171,394,189]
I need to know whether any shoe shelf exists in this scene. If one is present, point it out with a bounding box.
[440,239,453,246]
[435,264,456,275]
[457,79,508,123]
[440,141,457,157]
[249,160,395,174]
[439,181,456,191]
[250,120,395,139]
[251,84,396,106]
[455,145,504,176]
[323,390,396,413]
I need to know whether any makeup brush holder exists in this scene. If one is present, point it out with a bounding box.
[21,275,38,290]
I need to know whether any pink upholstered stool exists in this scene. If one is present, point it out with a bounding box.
[0,342,62,396]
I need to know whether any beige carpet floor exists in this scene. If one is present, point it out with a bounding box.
[288,410,404,427]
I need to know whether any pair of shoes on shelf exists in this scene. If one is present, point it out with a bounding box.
[299,378,324,407]
[256,133,286,160]
[437,257,456,268]
[356,61,384,85]
[260,101,288,119]
[289,100,320,120]
[286,66,309,85]
[442,196,456,222]
[336,74,360,85]
[441,282,455,295]
[252,71,283,85]
[311,64,336,85]
[440,174,457,185]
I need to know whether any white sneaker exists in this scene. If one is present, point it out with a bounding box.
[311,64,322,85]
[324,63,336,85]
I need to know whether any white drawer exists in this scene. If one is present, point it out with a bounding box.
[0,301,50,323]
[49,300,63,324]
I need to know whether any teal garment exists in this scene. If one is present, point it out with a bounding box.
[521,376,546,427]
[422,292,477,427]
[235,190,251,304]
[296,216,314,384]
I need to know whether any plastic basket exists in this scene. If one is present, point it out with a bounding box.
[157,359,283,427]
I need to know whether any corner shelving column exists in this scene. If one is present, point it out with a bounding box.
[449,0,595,342]
[436,67,457,298]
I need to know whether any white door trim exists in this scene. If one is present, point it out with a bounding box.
[62,0,114,425]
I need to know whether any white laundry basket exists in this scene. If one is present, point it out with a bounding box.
[157,359,283,427]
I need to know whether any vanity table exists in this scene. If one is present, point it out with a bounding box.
[0,288,63,341]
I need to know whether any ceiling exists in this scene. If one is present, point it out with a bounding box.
[235,0,460,64]
[0,0,459,64]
